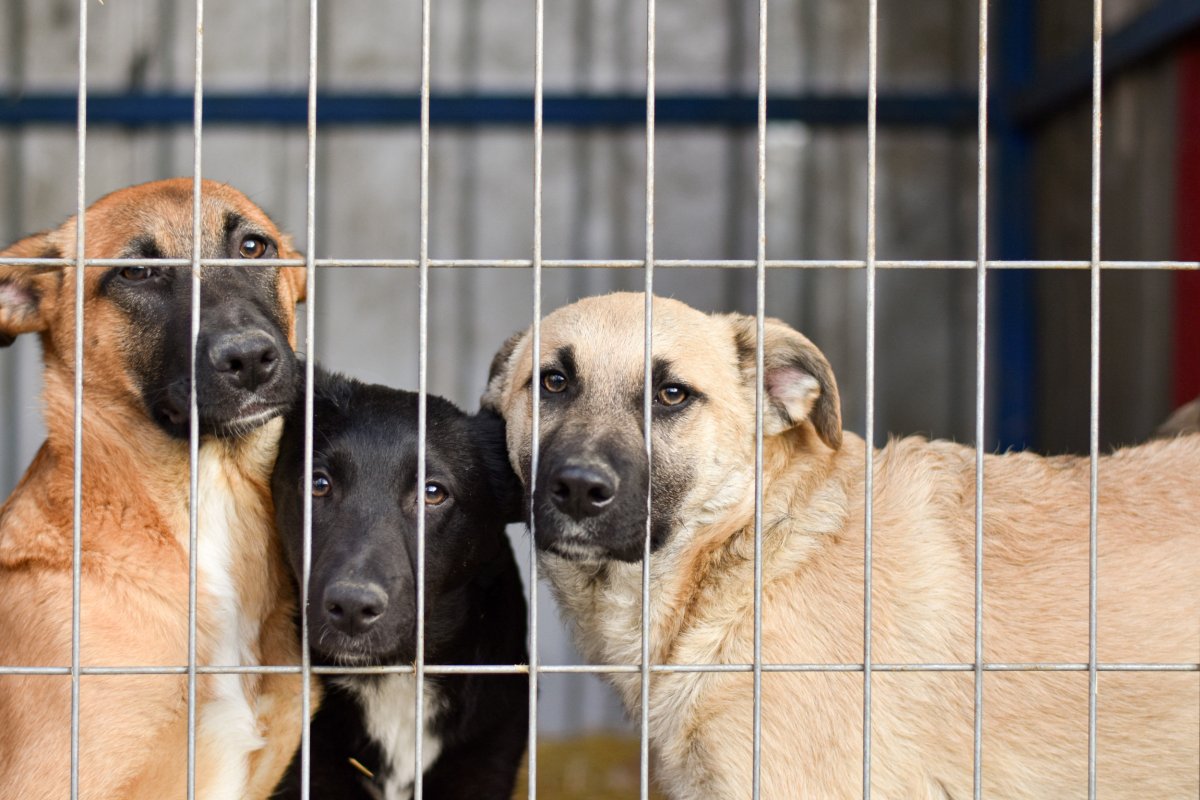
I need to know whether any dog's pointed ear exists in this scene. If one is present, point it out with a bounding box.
[728,314,842,450]
[471,408,525,524]
[481,328,528,414]
[0,229,62,347]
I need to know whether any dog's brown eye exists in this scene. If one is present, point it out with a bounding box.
[542,371,568,394]
[312,472,332,497]
[238,235,269,259]
[656,384,689,406]
[424,482,448,506]
[119,265,156,281]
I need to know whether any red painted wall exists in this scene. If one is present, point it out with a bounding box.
[1175,37,1200,405]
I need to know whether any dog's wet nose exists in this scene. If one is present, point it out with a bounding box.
[208,331,280,392]
[323,581,389,636]
[550,463,617,520]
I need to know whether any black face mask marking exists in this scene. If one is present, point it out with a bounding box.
[527,354,699,563]
[102,215,299,439]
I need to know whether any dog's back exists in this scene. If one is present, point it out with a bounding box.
[869,433,1193,796]
[669,432,1199,798]
[270,367,528,799]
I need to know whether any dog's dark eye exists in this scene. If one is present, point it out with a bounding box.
[238,234,269,259]
[312,472,332,497]
[656,384,689,407]
[119,265,158,282]
[542,370,568,394]
[424,482,448,506]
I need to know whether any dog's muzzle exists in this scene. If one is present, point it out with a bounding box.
[207,330,283,394]
[322,580,389,637]
[534,440,649,562]
[154,321,299,439]
[549,461,618,520]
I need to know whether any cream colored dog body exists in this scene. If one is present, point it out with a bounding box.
[485,292,1199,799]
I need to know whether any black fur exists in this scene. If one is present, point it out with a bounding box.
[271,366,528,799]
[99,219,300,439]
[530,350,696,563]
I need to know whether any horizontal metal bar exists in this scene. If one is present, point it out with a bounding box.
[0,91,979,129]
[0,257,1197,270]
[2,662,1195,676]
[1013,0,1200,127]
[0,257,308,267]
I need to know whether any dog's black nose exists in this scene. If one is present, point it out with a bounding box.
[208,331,280,392]
[550,463,617,520]
[323,581,389,636]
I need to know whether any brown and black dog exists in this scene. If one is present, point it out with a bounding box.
[0,179,314,799]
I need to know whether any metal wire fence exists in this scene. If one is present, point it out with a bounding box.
[0,0,1197,799]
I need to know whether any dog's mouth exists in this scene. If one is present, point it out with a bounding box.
[155,396,293,439]
[532,501,650,563]
[205,401,293,436]
[542,537,616,563]
[311,625,415,668]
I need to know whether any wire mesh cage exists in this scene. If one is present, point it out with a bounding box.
[0,0,1197,798]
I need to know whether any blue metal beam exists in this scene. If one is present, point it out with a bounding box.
[993,0,1039,450]
[1013,0,1200,127]
[0,91,980,129]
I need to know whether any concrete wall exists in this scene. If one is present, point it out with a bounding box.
[0,0,1180,734]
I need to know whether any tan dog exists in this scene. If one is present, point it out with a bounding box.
[0,179,314,799]
[483,292,1199,799]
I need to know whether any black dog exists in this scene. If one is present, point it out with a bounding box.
[271,367,528,799]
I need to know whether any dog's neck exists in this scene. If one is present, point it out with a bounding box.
[0,364,282,570]
[0,361,299,796]
[539,427,847,704]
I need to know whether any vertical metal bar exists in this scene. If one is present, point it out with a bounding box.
[863,0,879,793]
[973,0,989,794]
[751,0,767,794]
[70,0,88,794]
[640,0,657,797]
[1088,0,1103,795]
[414,0,432,792]
[528,0,545,795]
[3,0,28,498]
[187,0,205,796]
[299,0,319,797]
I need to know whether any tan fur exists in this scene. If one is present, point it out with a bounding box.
[0,179,315,799]
[484,292,1199,799]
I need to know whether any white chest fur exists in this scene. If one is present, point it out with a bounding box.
[193,446,268,800]
[344,675,444,800]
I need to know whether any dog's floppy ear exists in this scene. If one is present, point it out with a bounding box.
[0,229,62,347]
[471,407,525,523]
[728,314,842,450]
[480,328,528,413]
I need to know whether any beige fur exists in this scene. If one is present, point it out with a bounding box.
[484,292,1199,799]
[0,179,316,799]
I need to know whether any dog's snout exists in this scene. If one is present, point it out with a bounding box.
[323,581,389,636]
[208,331,281,392]
[550,463,617,520]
